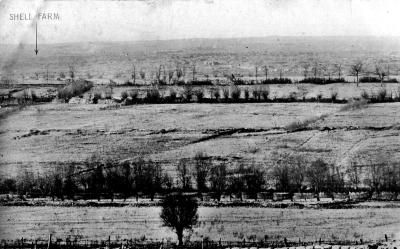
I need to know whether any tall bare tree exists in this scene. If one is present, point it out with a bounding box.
[375,65,387,86]
[263,65,269,80]
[350,61,363,86]
[193,152,211,194]
[334,63,343,79]
[177,159,191,191]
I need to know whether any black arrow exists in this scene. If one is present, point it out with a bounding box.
[34,21,39,55]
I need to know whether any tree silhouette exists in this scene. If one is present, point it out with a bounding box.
[160,194,198,245]
[350,61,363,86]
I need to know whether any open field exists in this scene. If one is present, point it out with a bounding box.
[1,101,400,178]
[0,206,399,241]
[2,37,400,84]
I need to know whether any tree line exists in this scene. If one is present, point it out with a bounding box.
[1,153,399,201]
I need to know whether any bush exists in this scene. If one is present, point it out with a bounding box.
[189,80,213,86]
[222,87,229,101]
[168,89,177,102]
[124,90,139,105]
[182,86,193,102]
[261,78,292,84]
[31,90,38,102]
[377,88,387,101]
[213,89,220,100]
[145,88,161,103]
[360,90,369,99]
[194,89,204,103]
[57,80,93,101]
[243,88,250,101]
[260,86,270,101]
[92,92,102,104]
[299,77,345,84]
[230,86,241,101]
[121,91,129,100]
[360,77,398,83]
[330,91,338,102]
[252,87,261,101]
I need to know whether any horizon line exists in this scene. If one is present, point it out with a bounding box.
[2,35,400,46]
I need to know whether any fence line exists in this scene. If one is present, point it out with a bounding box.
[0,237,376,249]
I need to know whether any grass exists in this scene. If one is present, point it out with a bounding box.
[3,102,400,180]
[1,206,399,241]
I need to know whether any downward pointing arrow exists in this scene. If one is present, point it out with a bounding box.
[34,21,39,55]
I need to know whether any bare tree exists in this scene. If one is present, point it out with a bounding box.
[131,64,136,85]
[255,65,258,83]
[375,65,387,86]
[334,63,343,79]
[263,65,269,80]
[176,159,192,191]
[302,63,310,79]
[68,64,75,80]
[193,152,211,194]
[209,163,227,201]
[347,162,361,191]
[306,158,330,201]
[243,163,265,200]
[350,61,363,86]
[192,63,196,81]
[168,69,174,84]
[160,193,198,246]
[312,61,320,79]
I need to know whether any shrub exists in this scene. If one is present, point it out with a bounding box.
[243,88,250,101]
[57,80,93,101]
[359,77,398,83]
[121,91,129,100]
[182,86,193,102]
[260,87,270,101]
[261,78,292,84]
[230,86,241,101]
[285,115,325,132]
[289,91,297,101]
[189,80,213,86]
[168,89,177,102]
[299,77,345,84]
[92,91,102,104]
[194,89,204,103]
[145,88,161,103]
[360,90,369,99]
[340,99,368,112]
[104,89,113,99]
[124,90,139,105]
[252,87,261,101]
[222,87,229,101]
[330,91,338,102]
[31,90,38,102]
[213,89,220,100]
[377,88,387,102]
[316,93,323,101]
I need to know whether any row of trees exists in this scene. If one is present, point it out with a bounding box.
[1,153,400,201]
[124,60,398,86]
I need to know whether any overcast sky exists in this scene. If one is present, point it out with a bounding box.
[1,0,400,44]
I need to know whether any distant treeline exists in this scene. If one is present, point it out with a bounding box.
[1,153,399,202]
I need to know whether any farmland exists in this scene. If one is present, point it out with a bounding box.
[1,37,400,244]
[1,206,400,242]
[1,100,400,178]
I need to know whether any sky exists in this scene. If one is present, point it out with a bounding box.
[0,0,400,44]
